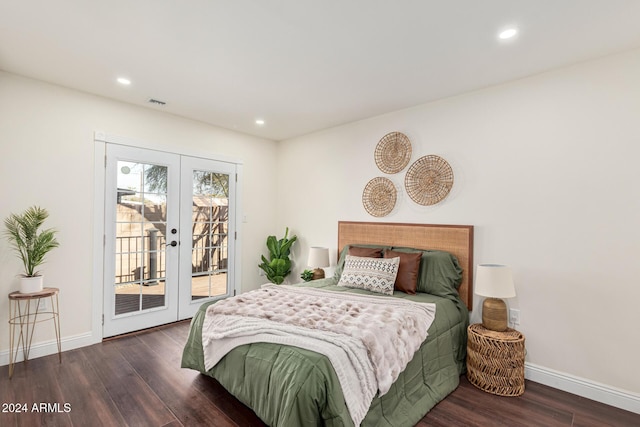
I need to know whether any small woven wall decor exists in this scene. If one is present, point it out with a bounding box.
[362,177,397,217]
[404,155,454,206]
[374,132,412,174]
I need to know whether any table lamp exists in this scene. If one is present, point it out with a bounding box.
[307,247,330,280]
[475,264,516,332]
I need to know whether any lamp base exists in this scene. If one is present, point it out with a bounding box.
[482,298,508,332]
[311,268,325,280]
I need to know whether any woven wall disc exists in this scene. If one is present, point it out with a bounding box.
[404,155,454,206]
[374,132,412,174]
[362,177,397,217]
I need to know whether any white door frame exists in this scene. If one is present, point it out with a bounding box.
[92,132,243,340]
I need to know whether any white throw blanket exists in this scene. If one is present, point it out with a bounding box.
[202,284,436,426]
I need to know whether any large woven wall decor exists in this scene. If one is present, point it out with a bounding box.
[404,155,454,206]
[374,132,412,174]
[362,177,397,217]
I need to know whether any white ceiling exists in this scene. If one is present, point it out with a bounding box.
[2,1,640,141]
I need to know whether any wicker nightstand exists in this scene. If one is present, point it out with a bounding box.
[466,323,525,396]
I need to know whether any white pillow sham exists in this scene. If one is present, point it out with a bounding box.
[337,255,400,295]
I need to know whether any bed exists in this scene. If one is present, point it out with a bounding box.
[182,221,474,426]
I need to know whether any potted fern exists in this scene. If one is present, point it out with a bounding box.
[258,227,297,284]
[4,206,59,293]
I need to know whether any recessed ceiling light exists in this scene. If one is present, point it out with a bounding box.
[255,119,265,125]
[117,77,131,85]
[498,28,518,40]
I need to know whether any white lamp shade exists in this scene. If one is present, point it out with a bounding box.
[307,247,330,268]
[475,264,516,298]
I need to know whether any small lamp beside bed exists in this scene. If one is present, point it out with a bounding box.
[307,246,330,280]
[475,264,516,332]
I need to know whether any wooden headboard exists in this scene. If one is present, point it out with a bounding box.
[338,221,474,310]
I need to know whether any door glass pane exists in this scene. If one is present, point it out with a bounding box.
[114,161,168,315]
[191,170,229,300]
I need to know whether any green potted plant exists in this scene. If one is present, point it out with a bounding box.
[258,227,297,284]
[4,206,59,293]
[300,269,314,282]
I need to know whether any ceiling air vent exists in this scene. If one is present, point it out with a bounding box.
[147,98,166,106]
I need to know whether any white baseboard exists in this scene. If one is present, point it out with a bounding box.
[525,362,640,415]
[0,332,98,367]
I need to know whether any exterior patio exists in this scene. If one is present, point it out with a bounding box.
[115,273,228,315]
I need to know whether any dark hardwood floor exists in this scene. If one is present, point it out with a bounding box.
[1,320,638,426]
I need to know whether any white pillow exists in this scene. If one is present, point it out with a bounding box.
[337,255,400,295]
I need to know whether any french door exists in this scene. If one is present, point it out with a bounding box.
[103,144,236,337]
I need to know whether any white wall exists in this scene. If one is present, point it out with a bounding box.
[277,49,640,397]
[0,71,278,355]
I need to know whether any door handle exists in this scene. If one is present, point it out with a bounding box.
[166,240,178,247]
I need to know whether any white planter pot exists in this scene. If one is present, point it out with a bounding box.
[20,275,44,293]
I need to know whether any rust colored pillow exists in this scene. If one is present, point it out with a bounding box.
[385,249,421,294]
[348,246,384,258]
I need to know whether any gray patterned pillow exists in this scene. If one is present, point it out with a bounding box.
[337,255,400,295]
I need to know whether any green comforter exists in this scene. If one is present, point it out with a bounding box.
[181,278,468,426]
